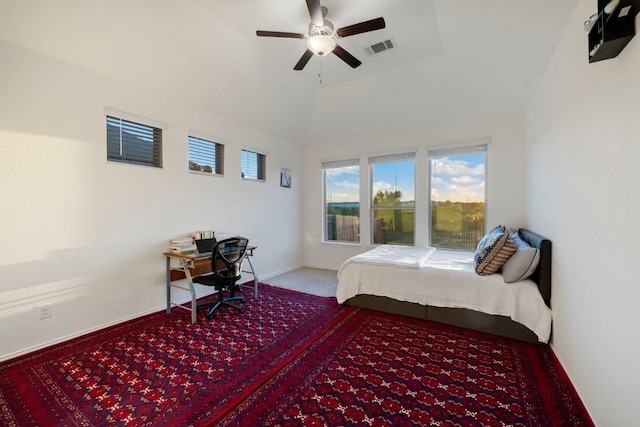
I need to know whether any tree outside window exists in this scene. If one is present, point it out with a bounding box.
[370,154,415,246]
[429,145,487,250]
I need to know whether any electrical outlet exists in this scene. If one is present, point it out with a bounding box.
[38,304,52,320]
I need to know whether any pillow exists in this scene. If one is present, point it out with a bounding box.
[474,225,516,275]
[501,230,540,283]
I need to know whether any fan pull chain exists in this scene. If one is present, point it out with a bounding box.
[318,60,323,84]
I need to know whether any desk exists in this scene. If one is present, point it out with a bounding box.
[164,246,258,323]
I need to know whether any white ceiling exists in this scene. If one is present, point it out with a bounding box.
[0,0,579,144]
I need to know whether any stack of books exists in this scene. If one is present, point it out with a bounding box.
[169,236,197,254]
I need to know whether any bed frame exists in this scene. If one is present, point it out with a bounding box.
[344,229,552,344]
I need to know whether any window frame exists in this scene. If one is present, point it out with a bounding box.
[241,148,266,182]
[369,152,416,246]
[322,158,361,244]
[104,108,164,168]
[427,143,488,251]
[188,132,225,176]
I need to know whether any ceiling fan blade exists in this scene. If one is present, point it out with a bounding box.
[294,49,314,70]
[336,17,386,38]
[306,0,324,27]
[332,45,362,68]
[256,30,305,39]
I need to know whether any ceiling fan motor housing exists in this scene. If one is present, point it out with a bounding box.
[307,20,336,56]
[256,0,385,70]
[308,20,335,37]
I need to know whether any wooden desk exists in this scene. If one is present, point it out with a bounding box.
[164,246,258,323]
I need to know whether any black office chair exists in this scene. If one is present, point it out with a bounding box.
[192,236,249,319]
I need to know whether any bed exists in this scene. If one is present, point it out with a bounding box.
[337,229,552,344]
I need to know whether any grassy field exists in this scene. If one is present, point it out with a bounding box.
[327,201,484,249]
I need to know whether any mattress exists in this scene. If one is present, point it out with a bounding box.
[337,246,552,343]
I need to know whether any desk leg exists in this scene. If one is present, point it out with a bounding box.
[166,256,171,314]
[181,259,198,324]
[245,255,259,299]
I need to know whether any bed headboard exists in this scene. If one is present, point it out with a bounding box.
[517,228,552,308]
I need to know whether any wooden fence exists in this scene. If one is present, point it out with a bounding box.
[327,214,359,242]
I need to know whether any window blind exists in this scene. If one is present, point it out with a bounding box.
[106,116,162,168]
[368,151,415,165]
[241,149,266,181]
[188,136,224,175]
[322,158,359,169]
[428,143,488,158]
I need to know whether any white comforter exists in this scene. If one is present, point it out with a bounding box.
[337,246,552,343]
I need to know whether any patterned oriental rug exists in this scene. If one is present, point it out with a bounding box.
[0,284,593,426]
[0,285,348,426]
[217,308,594,427]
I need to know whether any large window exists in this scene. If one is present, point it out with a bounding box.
[106,115,162,168]
[323,159,360,243]
[429,144,487,250]
[370,153,415,246]
[188,135,224,175]
[241,149,266,181]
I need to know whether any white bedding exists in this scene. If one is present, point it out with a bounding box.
[337,247,552,343]
[340,245,436,269]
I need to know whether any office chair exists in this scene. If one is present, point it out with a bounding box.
[192,236,249,319]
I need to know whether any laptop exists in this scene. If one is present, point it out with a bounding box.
[195,237,217,255]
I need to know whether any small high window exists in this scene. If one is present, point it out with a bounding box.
[188,135,224,175]
[241,149,266,181]
[106,115,162,168]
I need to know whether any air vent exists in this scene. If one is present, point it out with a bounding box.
[364,39,395,56]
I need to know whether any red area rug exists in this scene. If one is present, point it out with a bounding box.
[0,284,349,426]
[218,308,594,427]
[1,284,593,426]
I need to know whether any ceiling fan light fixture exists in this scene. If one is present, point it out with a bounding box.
[307,34,336,56]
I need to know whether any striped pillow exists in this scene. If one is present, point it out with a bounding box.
[474,226,517,275]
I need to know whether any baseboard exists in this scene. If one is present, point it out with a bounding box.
[302,262,340,271]
[548,345,596,426]
[0,292,215,363]
[259,264,305,281]
[1,267,322,362]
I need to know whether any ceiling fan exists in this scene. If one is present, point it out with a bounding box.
[256,0,386,70]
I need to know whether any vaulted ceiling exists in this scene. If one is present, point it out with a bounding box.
[0,0,579,143]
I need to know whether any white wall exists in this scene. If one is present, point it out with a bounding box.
[527,1,640,425]
[0,40,303,360]
[303,112,529,269]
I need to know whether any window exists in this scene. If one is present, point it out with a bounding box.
[370,153,415,246]
[241,149,266,181]
[106,115,162,168]
[323,159,360,243]
[188,135,224,175]
[429,144,487,250]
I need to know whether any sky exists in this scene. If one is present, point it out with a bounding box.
[372,159,415,202]
[325,152,485,204]
[431,152,485,202]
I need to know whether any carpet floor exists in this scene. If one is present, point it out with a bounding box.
[218,306,593,426]
[0,284,592,426]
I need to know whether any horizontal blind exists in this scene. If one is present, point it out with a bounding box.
[428,143,487,158]
[188,136,224,175]
[106,116,162,168]
[368,151,415,165]
[322,158,359,169]
[241,149,266,181]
